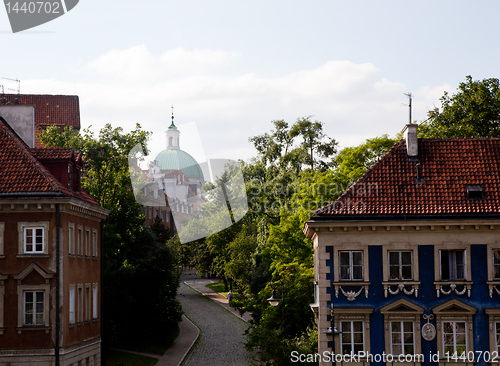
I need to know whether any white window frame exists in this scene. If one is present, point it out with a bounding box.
[78,284,83,323]
[77,225,83,256]
[485,308,500,360]
[92,283,98,319]
[85,228,91,257]
[434,244,471,283]
[390,320,415,356]
[339,250,364,281]
[381,298,424,364]
[68,223,75,255]
[92,229,98,257]
[333,307,373,361]
[16,284,50,330]
[0,222,4,257]
[340,320,365,356]
[433,299,476,363]
[17,222,49,255]
[85,284,91,321]
[442,320,467,355]
[388,250,413,281]
[69,284,75,325]
[440,249,466,281]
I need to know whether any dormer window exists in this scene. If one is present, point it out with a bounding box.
[68,164,73,190]
[466,185,483,200]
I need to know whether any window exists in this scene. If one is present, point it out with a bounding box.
[440,249,465,280]
[68,164,73,190]
[381,299,424,362]
[92,283,98,319]
[340,320,364,355]
[69,285,75,324]
[390,321,414,355]
[24,291,45,325]
[92,230,98,257]
[85,228,90,256]
[24,228,44,253]
[494,250,500,280]
[485,309,500,357]
[78,285,83,323]
[339,251,363,281]
[466,184,483,200]
[433,299,476,360]
[68,223,75,255]
[389,251,412,280]
[442,321,467,354]
[86,285,91,321]
[77,226,83,256]
[0,222,4,257]
[18,222,49,256]
[333,307,373,359]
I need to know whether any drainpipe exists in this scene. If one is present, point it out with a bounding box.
[100,218,105,366]
[55,204,60,366]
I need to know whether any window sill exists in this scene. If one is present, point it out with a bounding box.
[69,323,76,328]
[16,254,49,258]
[0,255,4,259]
[69,254,76,258]
[434,281,473,298]
[77,255,85,258]
[92,257,99,261]
[92,318,99,322]
[0,327,4,334]
[16,325,50,334]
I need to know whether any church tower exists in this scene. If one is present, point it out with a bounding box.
[166,106,180,149]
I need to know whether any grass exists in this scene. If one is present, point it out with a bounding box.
[116,325,180,355]
[206,281,237,298]
[104,349,158,366]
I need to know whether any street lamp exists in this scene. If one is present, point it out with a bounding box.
[323,304,342,365]
[267,289,281,307]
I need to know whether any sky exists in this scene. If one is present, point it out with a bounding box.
[1,0,500,163]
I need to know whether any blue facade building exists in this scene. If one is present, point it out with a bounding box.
[305,124,500,365]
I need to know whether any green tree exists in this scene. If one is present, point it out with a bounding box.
[38,124,182,345]
[334,134,397,184]
[419,75,500,138]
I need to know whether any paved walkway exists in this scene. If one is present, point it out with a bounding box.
[114,270,253,365]
[178,272,253,365]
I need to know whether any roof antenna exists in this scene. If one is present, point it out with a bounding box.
[404,92,412,124]
[1,77,20,94]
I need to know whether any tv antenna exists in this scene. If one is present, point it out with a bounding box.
[403,92,412,124]
[1,77,20,94]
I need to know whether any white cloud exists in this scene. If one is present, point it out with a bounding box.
[85,45,240,82]
[21,46,453,162]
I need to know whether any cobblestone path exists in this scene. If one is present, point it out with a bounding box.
[177,280,253,366]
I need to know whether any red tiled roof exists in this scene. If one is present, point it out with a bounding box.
[313,138,500,219]
[0,118,97,205]
[1,94,80,128]
[1,94,80,148]
[31,147,73,161]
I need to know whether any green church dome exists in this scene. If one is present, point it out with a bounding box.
[152,149,204,181]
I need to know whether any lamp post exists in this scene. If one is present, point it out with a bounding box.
[267,289,281,307]
[323,303,341,365]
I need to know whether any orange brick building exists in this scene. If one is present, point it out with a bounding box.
[0,106,108,365]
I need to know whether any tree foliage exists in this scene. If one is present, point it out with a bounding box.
[419,75,500,138]
[38,123,182,345]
